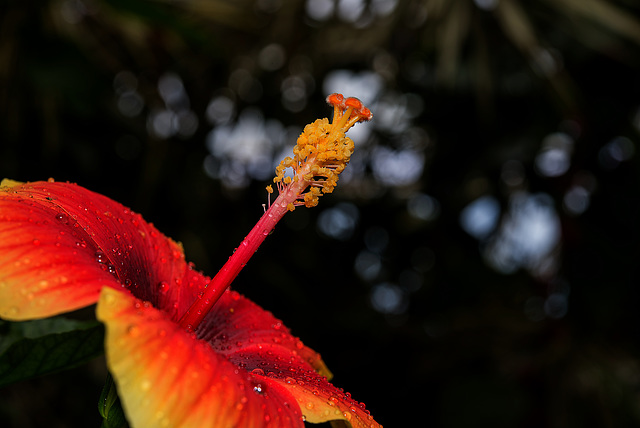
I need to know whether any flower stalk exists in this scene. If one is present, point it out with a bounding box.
[178,93,372,332]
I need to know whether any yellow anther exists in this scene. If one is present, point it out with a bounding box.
[272,93,372,211]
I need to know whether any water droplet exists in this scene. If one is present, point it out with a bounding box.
[104,293,116,305]
[343,411,352,421]
[158,281,169,293]
[55,213,69,224]
[32,239,40,246]
[251,368,265,376]
[140,379,151,391]
[107,264,117,275]
[306,402,314,410]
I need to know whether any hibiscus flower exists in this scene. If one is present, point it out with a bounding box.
[0,95,380,428]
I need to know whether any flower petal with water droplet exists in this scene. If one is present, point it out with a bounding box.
[0,179,190,320]
[192,288,382,428]
[97,287,305,428]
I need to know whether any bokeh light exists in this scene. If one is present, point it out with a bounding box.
[460,195,501,240]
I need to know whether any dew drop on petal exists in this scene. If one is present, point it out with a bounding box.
[158,281,169,294]
[252,368,265,376]
[127,325,140,337]
[104,293,116,305]
[55,213,69,224]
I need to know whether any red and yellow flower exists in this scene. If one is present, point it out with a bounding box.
[0,95,380,428]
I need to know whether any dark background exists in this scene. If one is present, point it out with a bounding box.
[2,0,640,427]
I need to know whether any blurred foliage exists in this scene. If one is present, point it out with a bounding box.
[2,0,640,427]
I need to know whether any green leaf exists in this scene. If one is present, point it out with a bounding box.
[99,372,129,428]
[0,317,104,387]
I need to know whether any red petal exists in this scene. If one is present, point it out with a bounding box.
[97,287,305,428]
[186,289,382,427]
[99,287,382,428]
[0,179,198,320]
